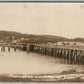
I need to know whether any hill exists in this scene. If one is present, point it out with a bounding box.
[0,30,84,43]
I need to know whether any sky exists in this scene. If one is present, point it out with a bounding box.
[0,3,84,39]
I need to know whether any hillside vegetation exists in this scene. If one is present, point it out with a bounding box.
[0,30,84,43]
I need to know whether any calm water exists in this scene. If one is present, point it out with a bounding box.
[0,47,80,75]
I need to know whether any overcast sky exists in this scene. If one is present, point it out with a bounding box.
[0,3,84,38]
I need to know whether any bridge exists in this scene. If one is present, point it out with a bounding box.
[29,44,84,65]
[0,43,29,52]
[0,42,84,65]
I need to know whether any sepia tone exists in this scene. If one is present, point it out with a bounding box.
[0,3,84,82]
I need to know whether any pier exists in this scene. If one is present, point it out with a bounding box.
[0,43,84,65]
[29,44,84,65]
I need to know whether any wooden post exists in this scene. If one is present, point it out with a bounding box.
[38,46,40,53]
[82,51,84,64]
[83,52,84,64]
[36,46,37,52]
[49,48,50,55]
[50,48,52,56]
[60,48,63,63]
[1,46,2,51]
[51,48,54,56]
[57,48,60,57]
[39,47,40,53]
[54,48,56,57]
[34,46,36,52]
[44,48,47,55]
[14,46,16,51]
[76,50,80,64]
[53,48,55,56]
[79,51,82,64]
[67,49,70,64]
[41,47,43,54]
[2,46,5,51]
[64,49,66,64]
[70,49,73,64]
[74,50,77,64]
[43,47,44,54]
[27,44,30,53]
[8,46,10,52]
[42,47,44,54]
[59,48,61,58]
[46,47,48,55]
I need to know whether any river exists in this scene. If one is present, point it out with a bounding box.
[0,47,84,81]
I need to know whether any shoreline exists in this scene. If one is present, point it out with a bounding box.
[0,71,84,82]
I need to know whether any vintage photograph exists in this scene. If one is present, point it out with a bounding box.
[0,2,84,82]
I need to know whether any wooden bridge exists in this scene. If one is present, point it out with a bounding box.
[29,44,84,65]
[0,42,84,65]
[0,43,29,51]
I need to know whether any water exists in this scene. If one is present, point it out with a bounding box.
[0,47,82,75]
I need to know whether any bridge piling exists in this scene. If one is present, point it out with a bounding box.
[28,44,84,65]
[8,46,10,52]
